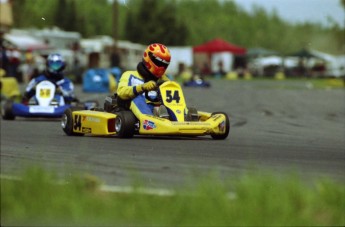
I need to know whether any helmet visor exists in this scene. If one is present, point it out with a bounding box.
[49,60,64,71]
[149,52,169,68]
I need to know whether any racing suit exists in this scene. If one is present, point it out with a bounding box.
[23,74,76,103]
[117,67,170,116]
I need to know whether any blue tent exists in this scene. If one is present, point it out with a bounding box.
[109,67,122,83]
[83,68,111,93]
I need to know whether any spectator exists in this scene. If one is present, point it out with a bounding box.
[201,62,211,77]
[110,45,121,68]
[0,30,9,73]
[6,47,21,79]
[20,50,36,83]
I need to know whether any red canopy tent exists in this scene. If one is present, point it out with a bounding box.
[193,38,246,55]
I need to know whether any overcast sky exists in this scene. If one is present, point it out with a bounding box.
[233,0,345,27]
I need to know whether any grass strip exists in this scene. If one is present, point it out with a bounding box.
[1,166,344,226]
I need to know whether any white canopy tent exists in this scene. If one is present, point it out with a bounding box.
[310,50,345,77]
[4,33,51,51]
[167,47,193,76]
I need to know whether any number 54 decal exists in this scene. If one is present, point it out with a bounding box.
[39,89,51,98]
[165,90,180,103]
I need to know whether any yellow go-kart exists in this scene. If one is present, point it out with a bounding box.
[61,81,230,140]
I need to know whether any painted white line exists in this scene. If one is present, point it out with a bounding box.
[0,174,174,196]
[0,174,21,181]
[0,174,236,199]
[100,185,175,196]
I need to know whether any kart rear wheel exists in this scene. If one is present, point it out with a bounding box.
[2,100,15,120]
[211,112,230,140]
[61,107,84,136]
[115,111,136,138]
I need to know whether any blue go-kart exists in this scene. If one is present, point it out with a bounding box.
[2,80,97,120]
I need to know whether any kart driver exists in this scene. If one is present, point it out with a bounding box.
[22,53,77,104]
[116,43,171,116]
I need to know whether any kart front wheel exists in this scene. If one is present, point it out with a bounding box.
[115,111,136,138]
[2,100,15,120]
[61,107,84,136]
[211,112,230,140]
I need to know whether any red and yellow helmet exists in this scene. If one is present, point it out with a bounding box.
[143,43,171,78]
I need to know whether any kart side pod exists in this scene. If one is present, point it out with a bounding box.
[61,108,117,136]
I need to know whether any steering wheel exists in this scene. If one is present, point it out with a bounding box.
[144,79,166,103]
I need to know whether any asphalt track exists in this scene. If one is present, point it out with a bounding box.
[1,80,344,188]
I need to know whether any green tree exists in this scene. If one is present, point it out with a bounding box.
[72,0,112,37]
[124,0,188,45]
[10,0,344,54]
[12,0,58,28]
[53,0,78,32]
[54,0,68,30]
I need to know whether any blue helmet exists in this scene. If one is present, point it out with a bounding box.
[47,53,66,75]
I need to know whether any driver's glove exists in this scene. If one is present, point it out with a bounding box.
[136,81,157,93]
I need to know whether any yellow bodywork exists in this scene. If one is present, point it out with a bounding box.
[67,81,228,138]
[69,109,227,137]
[136,112,227,136]
[72,110,116,135]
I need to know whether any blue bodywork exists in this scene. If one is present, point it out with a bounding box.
[11,93,75,118]
[11,103,71,118]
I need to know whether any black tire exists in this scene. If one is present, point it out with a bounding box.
[2,100,15,120]
[211,112,230,140]
[115,111,137,138]
[61,107,84,136]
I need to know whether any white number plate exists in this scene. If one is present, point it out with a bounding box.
[29,106,55,113]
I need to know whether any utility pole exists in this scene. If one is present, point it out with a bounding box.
[112,0,119,48]
[110,0,121,68]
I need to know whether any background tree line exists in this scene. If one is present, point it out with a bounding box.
[12,0,345,55]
